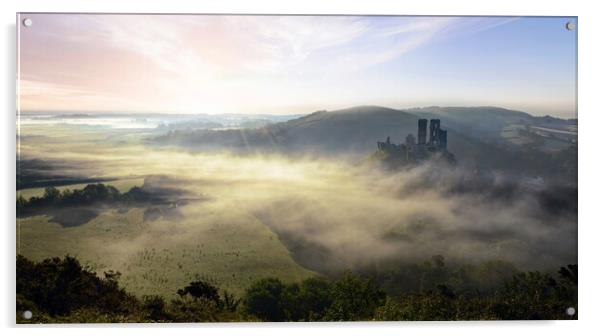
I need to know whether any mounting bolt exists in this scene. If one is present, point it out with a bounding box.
[565,21,575,31]
[22,310,32,319]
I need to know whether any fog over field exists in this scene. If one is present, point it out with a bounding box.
[16,111,577,297]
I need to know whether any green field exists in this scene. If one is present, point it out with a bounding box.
[17,123,318,298]
[17,202,315,298]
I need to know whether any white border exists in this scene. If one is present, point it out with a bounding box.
[2,0,601,335]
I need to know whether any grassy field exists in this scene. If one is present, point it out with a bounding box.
[17,123,317,298]
[17,200,315,298]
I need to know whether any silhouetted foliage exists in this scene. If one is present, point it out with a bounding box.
[16,255,248,323]
[490,266,578,320]
[177,280,220,304]
[372,256,518,297]
[16,255,577,323]
[221,290,242,312]
[16,255,138,319]
[243,272,385,321]
[243,278,289,321]
[17,184,151,215]
[169,280,245,322]
[142,295,170,321]
[324,271,386,321]
[295,277,334,321]
[16,183,178,227]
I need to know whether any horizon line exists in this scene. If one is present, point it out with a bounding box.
[16,104,578,119]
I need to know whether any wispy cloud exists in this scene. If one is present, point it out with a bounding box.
[53,16,515,79]
[18,14,571,115]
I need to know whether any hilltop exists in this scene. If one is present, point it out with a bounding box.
[149,105,577,184]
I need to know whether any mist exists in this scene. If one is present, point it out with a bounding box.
[240,158,576,273]
[44,149,575,272]
[16,118,578,297]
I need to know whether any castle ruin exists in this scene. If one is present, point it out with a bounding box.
[376,119,455,165]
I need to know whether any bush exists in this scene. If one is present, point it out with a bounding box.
[242,272,386,321]
[295,277,333,321]
[324,271,386,321]
[143,295,170,321]
[16,255,140,318]
[243,278,288,321]
[492,266,577,320]
[16,254,578,322]
[177,280,221,304]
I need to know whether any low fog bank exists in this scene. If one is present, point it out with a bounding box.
[19,137,577,278]
[246,159,577,275]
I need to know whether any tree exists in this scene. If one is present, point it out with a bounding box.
[16,255,137,317]
[43,187,60,203]
[176,280,220,305]
[143,295,170,321]
[324,271,386,321]
[493,270,565,319]
[16,195,27,213]
[243,278,288,321]
[296,277,333,321]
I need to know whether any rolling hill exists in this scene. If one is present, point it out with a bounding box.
[149,105,577,184]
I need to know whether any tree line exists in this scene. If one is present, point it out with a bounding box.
[16,255,577,323]
[17,184,158,215]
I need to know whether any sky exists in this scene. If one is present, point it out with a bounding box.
[17,14,577,117]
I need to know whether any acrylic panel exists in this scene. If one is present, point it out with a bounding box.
[16,13,577,323]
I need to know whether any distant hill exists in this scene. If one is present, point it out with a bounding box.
[149,105,576,184]
[408,106,533,138]
[150,106,417,156]
[408,106,577,151]
[272,106,419,154]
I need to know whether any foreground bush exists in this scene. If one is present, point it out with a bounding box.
[16,255,577,323]
[16,255,140,319]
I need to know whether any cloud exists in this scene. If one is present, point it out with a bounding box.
[18,15,520,113]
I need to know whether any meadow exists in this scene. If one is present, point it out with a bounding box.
[17,208,314,298]
[17,122,318,297]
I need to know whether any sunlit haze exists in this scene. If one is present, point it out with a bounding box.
[17,14,577,117]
